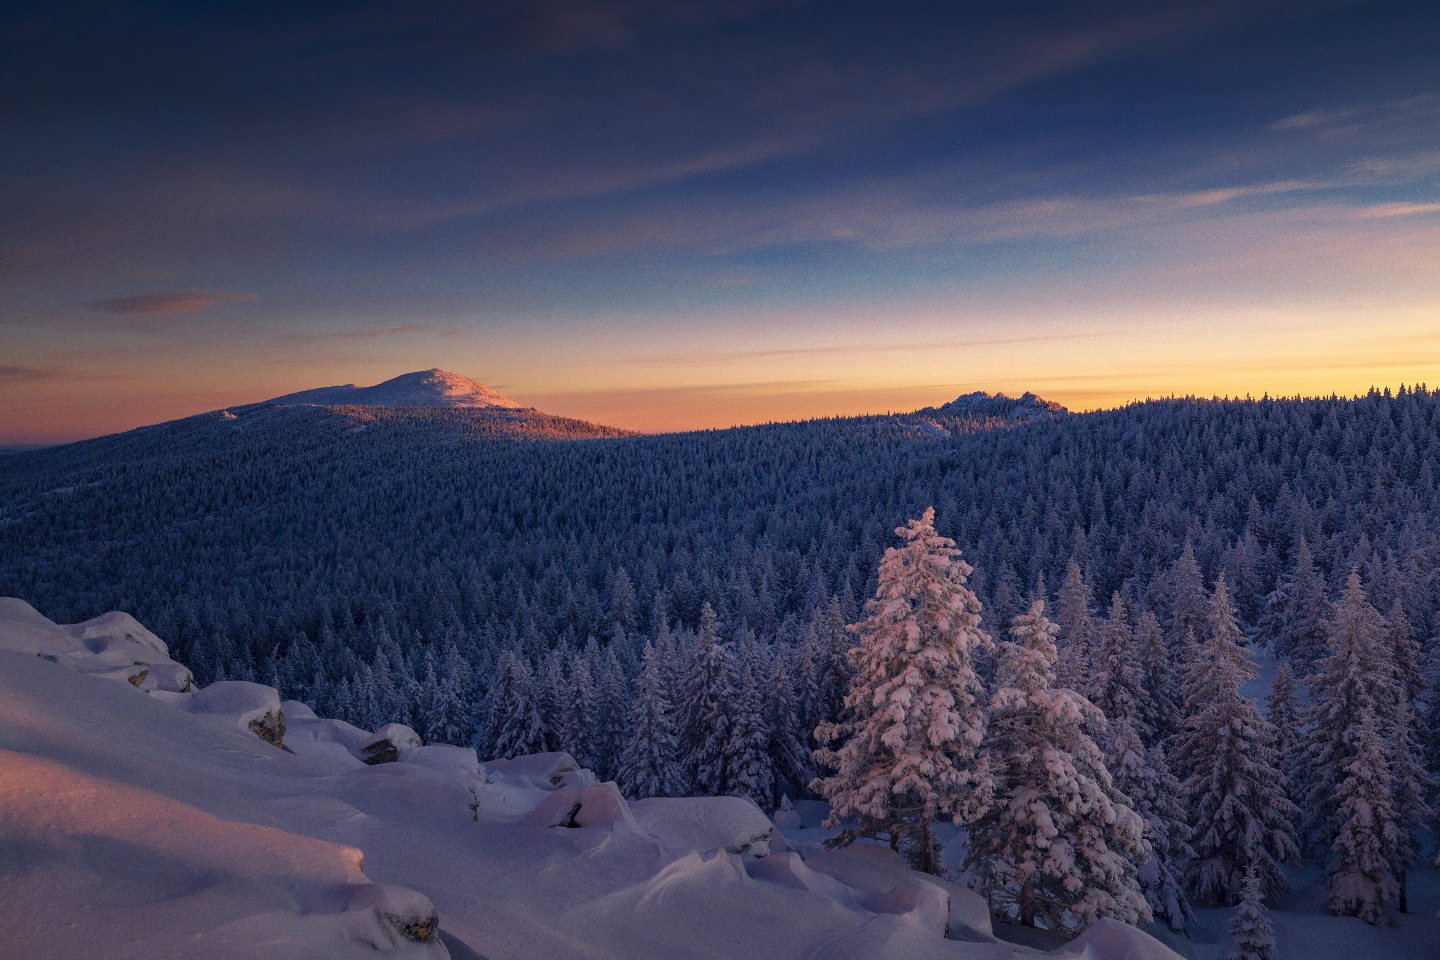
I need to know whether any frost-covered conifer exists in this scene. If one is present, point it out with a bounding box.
[1264,662,1303,803]
[1223,867,1277,960]
[966,600,1152,930]
[1054,560,1096,697]
[1258,537,1330,674]
[594,648,630,781]
[1134,610,1180,745]
[1173,575,1299,905]
[539,643,570,752]
[1325,713,1400,924]
[1161,541,1209,655]
[617,640,683,799]
[725,635,776,808]
[766,646,815,800]
[680,603,735,796]
[482,650,546,760]
[1090,593,1148,742]
[563,656,598,769]
[814,508,993,875]
[1108,719,1196,932]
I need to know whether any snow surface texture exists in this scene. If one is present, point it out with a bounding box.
[0,600,1189,960]
[268,368,526,409]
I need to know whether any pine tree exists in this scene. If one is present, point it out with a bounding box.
[563,655,599,769]
[965,600,1152,931]
[1173,575,1299,905]
[482,650,546,760]
[1134,609,1180,746]
[1223,866,1277,960]
[813,508,994,875]
[1090,593,1149,743]
[617,640,683,799]
[679,603,735,796]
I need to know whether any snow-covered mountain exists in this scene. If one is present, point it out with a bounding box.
[928,391,1067,421]
[0,597,1185,960]
[269,369,527,410]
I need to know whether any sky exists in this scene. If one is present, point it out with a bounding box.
[2,0,1439,442]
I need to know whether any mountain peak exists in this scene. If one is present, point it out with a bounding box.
[932,390,1067,420]
[268,369,525,410]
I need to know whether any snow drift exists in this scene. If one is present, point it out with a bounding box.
[0,599,1188,960]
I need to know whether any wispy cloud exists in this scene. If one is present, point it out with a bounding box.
[0,366,135,384]
[1352,201,1440,219]
[84,290,257,316]
[626,333,1107,366]
[334,324,429,341]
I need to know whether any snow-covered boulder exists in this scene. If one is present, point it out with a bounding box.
[286,716,373,769]
[343,883,443,950]
[283,699,319,720]
[359,723,423,765]
[521,782,641,833]
[484,752,597,791]
[0,597,194,692]
[630,795,775,857]
[401,743,484,782]
[186,680,286,747]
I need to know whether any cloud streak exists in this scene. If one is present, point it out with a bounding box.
[84,291,257,316]
[626,333,1108,366]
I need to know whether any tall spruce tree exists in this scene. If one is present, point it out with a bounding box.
[813,508,993,875]
[725,634,776,808]
[966,600,1152,931]
[617,640,683,799]
[1173,575,1299,905]
[482,650,546,760]
[1258,536,1330,674]
[1054,560,1097,697]
[680,603,735,796]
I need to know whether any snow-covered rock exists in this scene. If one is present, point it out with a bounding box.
[631,795,775,857]
[483,751,597,790]
[360,723,423,764]
[0,597,193,692]
[185,680,287,747]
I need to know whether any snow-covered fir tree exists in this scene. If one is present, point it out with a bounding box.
[481,649,546,760]
[766,646,815,802]
[965,600,1152,931]
[813,508,994,875]
[1054,559,1097,698]
[562,655,599,769]
[1108,718,1196,932]
[725,634,776,809]
[1089,592,1149,743]
[1172,575,1299,905]
[1264,661,1303,807]
[1258,536,1330,675]
[1159,541,1209,655]
[1134,609,1180,746]
[1324,712,1400,924]
[616,640,683,799]
[1223,866,1277,960]
[593,648,630,781]
[679,603,735,796]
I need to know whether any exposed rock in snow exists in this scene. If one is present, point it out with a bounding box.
[360,724,423,765]
[631,795,775,857]
[269,369,525,410]
[186,680,287,747]
[904,420,952,438]
[934,390,1067,421]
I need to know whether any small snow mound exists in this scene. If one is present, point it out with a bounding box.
[866,877,951,937]
[0,597,191,691]
[630,795,774,857]
[283,699,319,720]
[1052,917,1186,960]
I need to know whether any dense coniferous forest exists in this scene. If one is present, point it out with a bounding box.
[4,387,1440,924]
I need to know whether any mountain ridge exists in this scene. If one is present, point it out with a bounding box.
[269,368,526,410]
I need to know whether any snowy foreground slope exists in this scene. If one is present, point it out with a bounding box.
[0,599,1182,960]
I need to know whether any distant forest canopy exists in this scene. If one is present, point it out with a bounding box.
[1,385,1436,716]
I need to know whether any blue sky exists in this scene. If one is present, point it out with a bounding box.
[2,0,1438,440]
